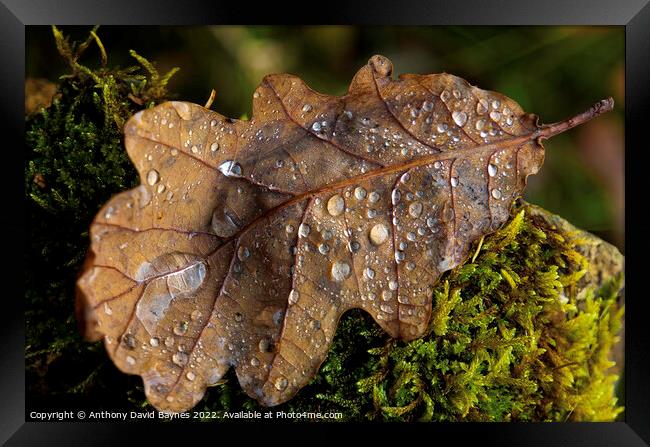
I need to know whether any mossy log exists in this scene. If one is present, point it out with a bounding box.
[25,29,624,422]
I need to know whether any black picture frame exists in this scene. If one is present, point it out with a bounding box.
[4,0,648,445]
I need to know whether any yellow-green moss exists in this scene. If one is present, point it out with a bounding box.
[25,28,624,421]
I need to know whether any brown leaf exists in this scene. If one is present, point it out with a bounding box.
[76,55,613,412]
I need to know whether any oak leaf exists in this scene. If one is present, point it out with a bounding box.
[76,55,614,412]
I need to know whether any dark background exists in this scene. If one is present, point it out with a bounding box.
[26,25,624,250]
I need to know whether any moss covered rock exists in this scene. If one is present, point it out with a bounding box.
[25,29,624,421]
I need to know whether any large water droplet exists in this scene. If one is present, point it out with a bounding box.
[354,186,367,200]
[488,163,498,177]
[298,223,311,238]
[491,188,502,199]
[391,189,401,205]
[288,289,300,305]
[369,223,390,245]
[368,191,380,203]
[331,261,351,282]
[408,201,423,218]
[327,194,345,216]
[489,111,501,122]
[146,170,159,186]
[172,351,189,366]
[476,99,489,115]
[218,160,242,177]
[275,377,288,391]
[302,104,312,112]
[451,177,459,187]
[364,267,375,280]
[211,209,240,237]
[452,111,467,127]
[173,321,189,336]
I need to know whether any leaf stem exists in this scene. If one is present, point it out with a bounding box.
[537,97,614,141]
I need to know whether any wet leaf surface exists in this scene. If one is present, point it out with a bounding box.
[76,55,613,412]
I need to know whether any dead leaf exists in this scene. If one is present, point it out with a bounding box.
[76,55,613,412]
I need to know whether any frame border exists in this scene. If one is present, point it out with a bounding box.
[5,0,648,444]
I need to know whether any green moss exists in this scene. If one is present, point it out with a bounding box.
[25,29,624,421]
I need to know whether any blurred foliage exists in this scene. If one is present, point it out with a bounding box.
[25,26,624,421]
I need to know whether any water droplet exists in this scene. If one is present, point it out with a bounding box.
[488,163,498,177]
[408,202,423,218]
[288,289,300,305]
[436,123,448,133]
[157,184,165,194]
[310,319,321,331]
[170,148,179,156]
[311,121,322,132]
[476,99,489,115]
[234,312,243,322]
[348,240,360,253]
[391,189,401,205]
[165,336,175,348]
[440,90,451,102]
[364,267,375,279]
[275,377,288,391]
[475,119,485,131]
[186,371,196,381]
[172,352,189,366]
[506,116,514,126]
[146,170,159,186]
[354,186,367,200]
[389,280,398,290]
[285,224,294,234]
[190,310,202,321]
[173,321,189,336]
[489,111,501,121]
[395,250,405,262]
[331,261,351,282]
[491,99,501,109]
[422,100,434,111]
[451,177,459,187]
[321,229,333,240]
[191,145,199,153]
[218,160,242,177]
[434,161,442,169]
[367,209,377,218]
[452,110,467,127]
[149,337,159,347]
[318,243,330,254]
[250,357,261,367]
[237,246,250,261]
[327,194,345,216]
[442,202,455,223]
[369,223,390,245]
[298,223,311,238]
[210,142,219,152]
[368,191,380,203]
[491,188,502,199]
[259,338,271,353]
[453,89,462,99]
[400,172,411,183]
[381,290,392,301]
[123,333,136,349]
[407,232,416,241]
[126,355,136,366]
[104,302,112,315]
[210,119,217,127]
[302,104,312,112]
